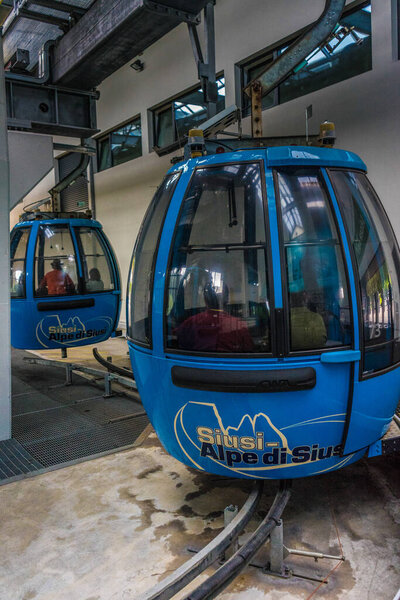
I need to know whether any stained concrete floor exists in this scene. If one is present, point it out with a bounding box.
[0,428,399,600]
[1,338,399,600]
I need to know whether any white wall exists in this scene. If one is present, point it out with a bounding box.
[92,0,400,324]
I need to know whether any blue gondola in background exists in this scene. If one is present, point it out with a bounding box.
[10,213,121,350]
[126,143,400,479]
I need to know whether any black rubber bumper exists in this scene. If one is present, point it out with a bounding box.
[171,366,316,393]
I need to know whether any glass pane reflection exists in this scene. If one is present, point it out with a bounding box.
[166,163,271,354]
[330,170,400,373]
[277,168,351,351]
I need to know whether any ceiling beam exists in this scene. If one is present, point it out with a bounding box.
[52,0,208,89]
[14,6,70,29]
[28,0,86,17]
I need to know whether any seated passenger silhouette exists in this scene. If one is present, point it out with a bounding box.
[290,291,327,350]
[175,283,254,352]
[86,268,104,292]
[38,259,75,296]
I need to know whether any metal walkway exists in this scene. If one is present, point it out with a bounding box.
[0,349,149,485]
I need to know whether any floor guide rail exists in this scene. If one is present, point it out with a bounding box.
[138,481,264,600]
[92,348,135,380]
[185,481,292,600]
[23,356,139,399]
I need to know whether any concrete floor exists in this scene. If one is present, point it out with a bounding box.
[1,338,399,600]
[0,427,399,600]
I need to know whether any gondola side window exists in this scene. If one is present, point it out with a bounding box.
[128,172,181,345]
[34,225,78,297]
[165,163,271,354]
[10,228,30,298]
[275,168,352,352]
[76,227,115,293]
[330,171,400,374]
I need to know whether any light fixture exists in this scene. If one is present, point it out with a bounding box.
[130,59,144,72]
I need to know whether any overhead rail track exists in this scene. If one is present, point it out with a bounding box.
[244,0,346,137]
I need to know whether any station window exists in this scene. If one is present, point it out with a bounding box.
[97,116,142,171]
[34,225,78,297]
[237,1,372,114]
[10,228,30,299]
[151,76,225,151]
[330,171,400,375]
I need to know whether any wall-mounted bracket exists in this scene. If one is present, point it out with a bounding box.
[143,0,201,24]
[187,1,217,118]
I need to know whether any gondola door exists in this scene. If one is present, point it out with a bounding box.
[272,165,359,473]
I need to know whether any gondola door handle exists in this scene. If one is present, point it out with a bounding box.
[320,350,361,364]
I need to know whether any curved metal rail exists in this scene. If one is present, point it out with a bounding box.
[244,0,346,98]
[137,481,264,600]
[185,480,292,600]
[92,348,135,380]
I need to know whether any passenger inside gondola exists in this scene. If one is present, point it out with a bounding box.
[175,282,254,352]
[86,268,104,292]
[37,258,75,296]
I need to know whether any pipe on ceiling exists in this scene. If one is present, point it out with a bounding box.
[244,0,346,98]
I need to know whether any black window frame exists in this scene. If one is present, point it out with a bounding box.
[397,0,400,60]
[96,114,142,172]
[236,0,372,116]
[149,74,226,153]
[127,171,182,348]
[273,166,355,357]
[163,160,277,359]
[10,226,31,300]
[327,168,400,380]
[33,223,81,298]
[73,226,117,295]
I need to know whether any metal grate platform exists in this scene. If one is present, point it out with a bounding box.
[0,438,43,480]
[21,414,150,468]
[0,350,149,484]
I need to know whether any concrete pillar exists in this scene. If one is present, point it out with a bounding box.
[0,28,11,441]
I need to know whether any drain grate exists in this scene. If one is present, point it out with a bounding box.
[0,438,43,481]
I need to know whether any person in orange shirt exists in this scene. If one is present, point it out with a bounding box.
[38,259,75,296]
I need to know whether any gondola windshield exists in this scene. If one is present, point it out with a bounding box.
[165,163,271,354]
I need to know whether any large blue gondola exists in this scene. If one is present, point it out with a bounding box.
[10,213,121,350]
[126,144,400,480]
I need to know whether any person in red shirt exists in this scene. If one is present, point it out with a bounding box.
[38,259,75,296]
[175,283,254,353]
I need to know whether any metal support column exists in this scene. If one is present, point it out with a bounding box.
[187,1,217,120]
[204,1,217,118]
[0,27,11,441]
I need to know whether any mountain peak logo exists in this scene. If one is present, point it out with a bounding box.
[174,401,352,478]
[36,314,112,348]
